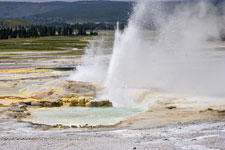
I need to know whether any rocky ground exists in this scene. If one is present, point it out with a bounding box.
[0,68,113,127]
[0,118,224,150]
[0,67,225,150]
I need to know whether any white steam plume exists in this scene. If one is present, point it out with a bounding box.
[104,0,225,106]
[71,0,225,107]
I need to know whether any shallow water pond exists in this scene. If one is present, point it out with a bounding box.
[26,107,144,126]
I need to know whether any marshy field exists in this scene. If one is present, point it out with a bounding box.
[0,36,90,69]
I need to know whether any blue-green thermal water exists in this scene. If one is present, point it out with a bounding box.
[26,107,144,126]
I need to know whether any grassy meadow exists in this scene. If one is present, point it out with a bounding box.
[0,36,91,54]
[0,31,114,69]
[0,36,95,68]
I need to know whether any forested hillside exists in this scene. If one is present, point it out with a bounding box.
[0,0,224,24]
[0,1,133,23]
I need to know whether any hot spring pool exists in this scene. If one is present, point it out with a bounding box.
[25,107,144,126]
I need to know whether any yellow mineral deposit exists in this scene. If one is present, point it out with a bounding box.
[0,68,46,74]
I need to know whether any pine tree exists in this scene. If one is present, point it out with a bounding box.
[10,28,18,38]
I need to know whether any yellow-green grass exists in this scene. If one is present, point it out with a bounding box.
[0,36,92,52]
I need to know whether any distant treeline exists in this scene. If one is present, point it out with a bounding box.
[0,22,126,39]
[46,22,125,30]
[0,25,96,39]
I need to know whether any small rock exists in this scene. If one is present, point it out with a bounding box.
[70,97,93,107]
[30,101,43,107]
[22,101,32,106]
[166,106,176,110]
[85,100,113,107]
[61,97,70,103]
[51,101,63,107]
[9,106,27,112]
[42,101,61,107]
[71,125,78,128]
[70,99,79,106]
[98,100,113,107]
[207,108,213,111]
[30,101,63,107]
[86,101,98,107]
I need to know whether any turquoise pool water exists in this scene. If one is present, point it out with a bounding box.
[26,107,144,126]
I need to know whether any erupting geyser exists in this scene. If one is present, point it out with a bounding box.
[72,0,225,107]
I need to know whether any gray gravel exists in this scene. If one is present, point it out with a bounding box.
[0,120,224,150]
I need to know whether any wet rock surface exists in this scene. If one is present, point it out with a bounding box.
[29,101,63,107]
[0,77,114,128]
[85,100,113,107]
[10,100,63,111]
[18,79,113,108]
[68,97,113,107]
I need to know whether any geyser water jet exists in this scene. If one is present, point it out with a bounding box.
[69,36,112,84]
[104,0,225,106]
[72,0,225,107]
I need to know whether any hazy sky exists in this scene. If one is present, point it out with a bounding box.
[0,0,135,1]
[0,0,178,2]
[0,0,135,2]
